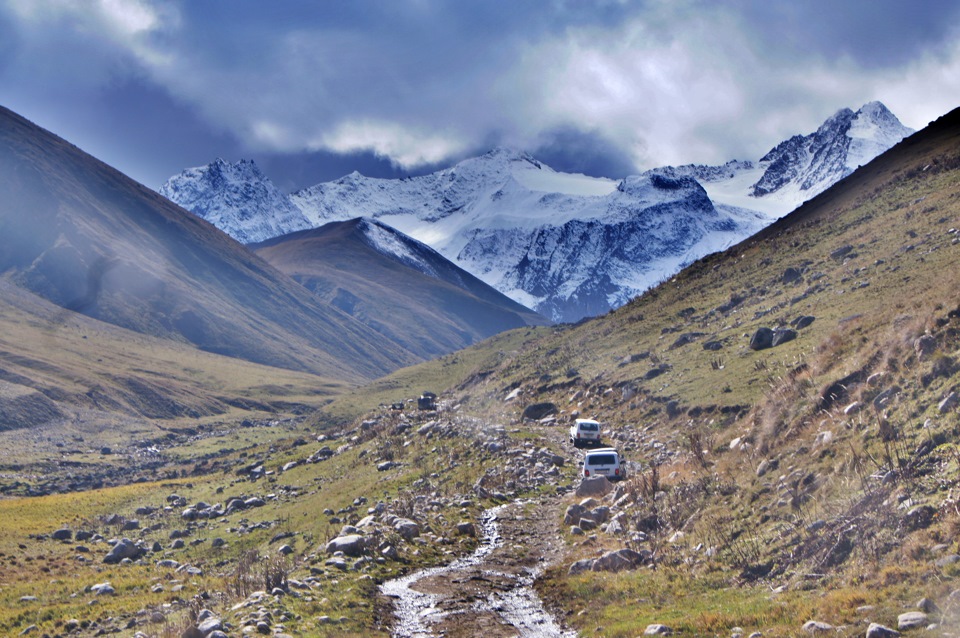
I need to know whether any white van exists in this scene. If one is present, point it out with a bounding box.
[569,418,601,448]
[581,447,627,481]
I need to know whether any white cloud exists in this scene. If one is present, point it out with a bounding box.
[317,120,466,169]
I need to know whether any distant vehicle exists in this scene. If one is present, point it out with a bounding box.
[418,392,437,410]
[581,447,627,481]
[569,418,601,448]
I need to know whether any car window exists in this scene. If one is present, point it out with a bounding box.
[579,422,598,431]
[587,454,616,465]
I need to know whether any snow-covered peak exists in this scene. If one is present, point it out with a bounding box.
[160,159,312,244]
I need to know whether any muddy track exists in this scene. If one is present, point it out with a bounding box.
[378,496,576,637]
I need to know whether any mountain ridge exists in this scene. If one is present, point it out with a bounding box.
[161,102,913,322]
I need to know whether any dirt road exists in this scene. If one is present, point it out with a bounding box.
[379,496,576,637]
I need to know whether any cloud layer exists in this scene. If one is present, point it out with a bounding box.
[2,0,959,189]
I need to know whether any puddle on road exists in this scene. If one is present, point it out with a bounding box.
[380,504,577,638]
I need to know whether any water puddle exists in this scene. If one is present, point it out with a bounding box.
[380,504,576,637]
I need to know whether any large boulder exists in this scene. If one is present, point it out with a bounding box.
[394,519,421,540]
[576,476,612,497]
[103,538,143,564]
[325,534,366,557]
[592,548,649,572]
[749,327,774,351]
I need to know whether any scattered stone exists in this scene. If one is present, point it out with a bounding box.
[326,535,366,557]
[749,327,774,351]
[52,528,73,541]
[644,624,673,635]
[897,611,928,630]
[104,538,143,564]
[802,620,834,633]
[522,402,557,420]
[576,476,612,497]
[771,328,797,347]
[865,623,900,638]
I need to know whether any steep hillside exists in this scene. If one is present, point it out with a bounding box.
[251,218,549,359]
[313,106,960,634]
[0,106,417,382]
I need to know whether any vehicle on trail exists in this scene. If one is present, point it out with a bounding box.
[569,418,601,447]
[581,447,627,481]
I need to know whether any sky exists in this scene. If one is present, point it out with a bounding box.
[1,0,959,193]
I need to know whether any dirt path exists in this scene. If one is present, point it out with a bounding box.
[379,496,576,638]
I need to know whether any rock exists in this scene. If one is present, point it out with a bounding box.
[782,267,804,284]
[802,620,834,633]
[830,245,854,261]
[771,328,797,347]
[197,616,223,635]
[455,521,476,537]
[702,340,724,351]
[90,582,115,595]
[917,597,940,614]
[568,559,594,575]
[576,476,612,497]
[644,624,673,635]
[756,459,775,477]
[592,548,649,572]
[914,334,937,360]
[52,528,73,541]
[326,534,365,557]
[180,628,204,638]
[104,538,143,564]
[935,554,960,568]
[278,544,294,555]
[939,392,958,413]
[897,611,928,630]
[522,402,557,420]
[865,623,900,638]
[904,505,937,531]
[792,315,816,329]
[564,504,586,525]
[843,402,862,415]
[394,518,421,540]
[749,327,774,351]
[122,519,140,531]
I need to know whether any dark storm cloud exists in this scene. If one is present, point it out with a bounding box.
[1,0,958,190]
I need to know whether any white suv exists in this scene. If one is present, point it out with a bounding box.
[569,418,601,448]
[581,447,627,481]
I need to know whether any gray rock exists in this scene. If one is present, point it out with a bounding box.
[939,392,958,413]
[456,521,476,536]
[801,620,834,633]
[196,616,223,635]
[897,611,928,630]
[575,476,612,497]
[771,328,797,347]
[326,534,366,557]
[394,519,420,540]
[592,548,649,572]
[568,559,594,575]
[865,623,900,638]
[104,538,143,564]
[749,327,774,350]
[644,624,673,635]
[52,528,72,541]
[936,554,960,568]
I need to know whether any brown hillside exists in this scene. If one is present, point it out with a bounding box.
[0,106,418,382]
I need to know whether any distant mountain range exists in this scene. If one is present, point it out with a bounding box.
[162,102,913,322]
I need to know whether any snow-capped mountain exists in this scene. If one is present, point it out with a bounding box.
[161,102,913,322]
[660,101,914,217]
[159,158,312,244]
